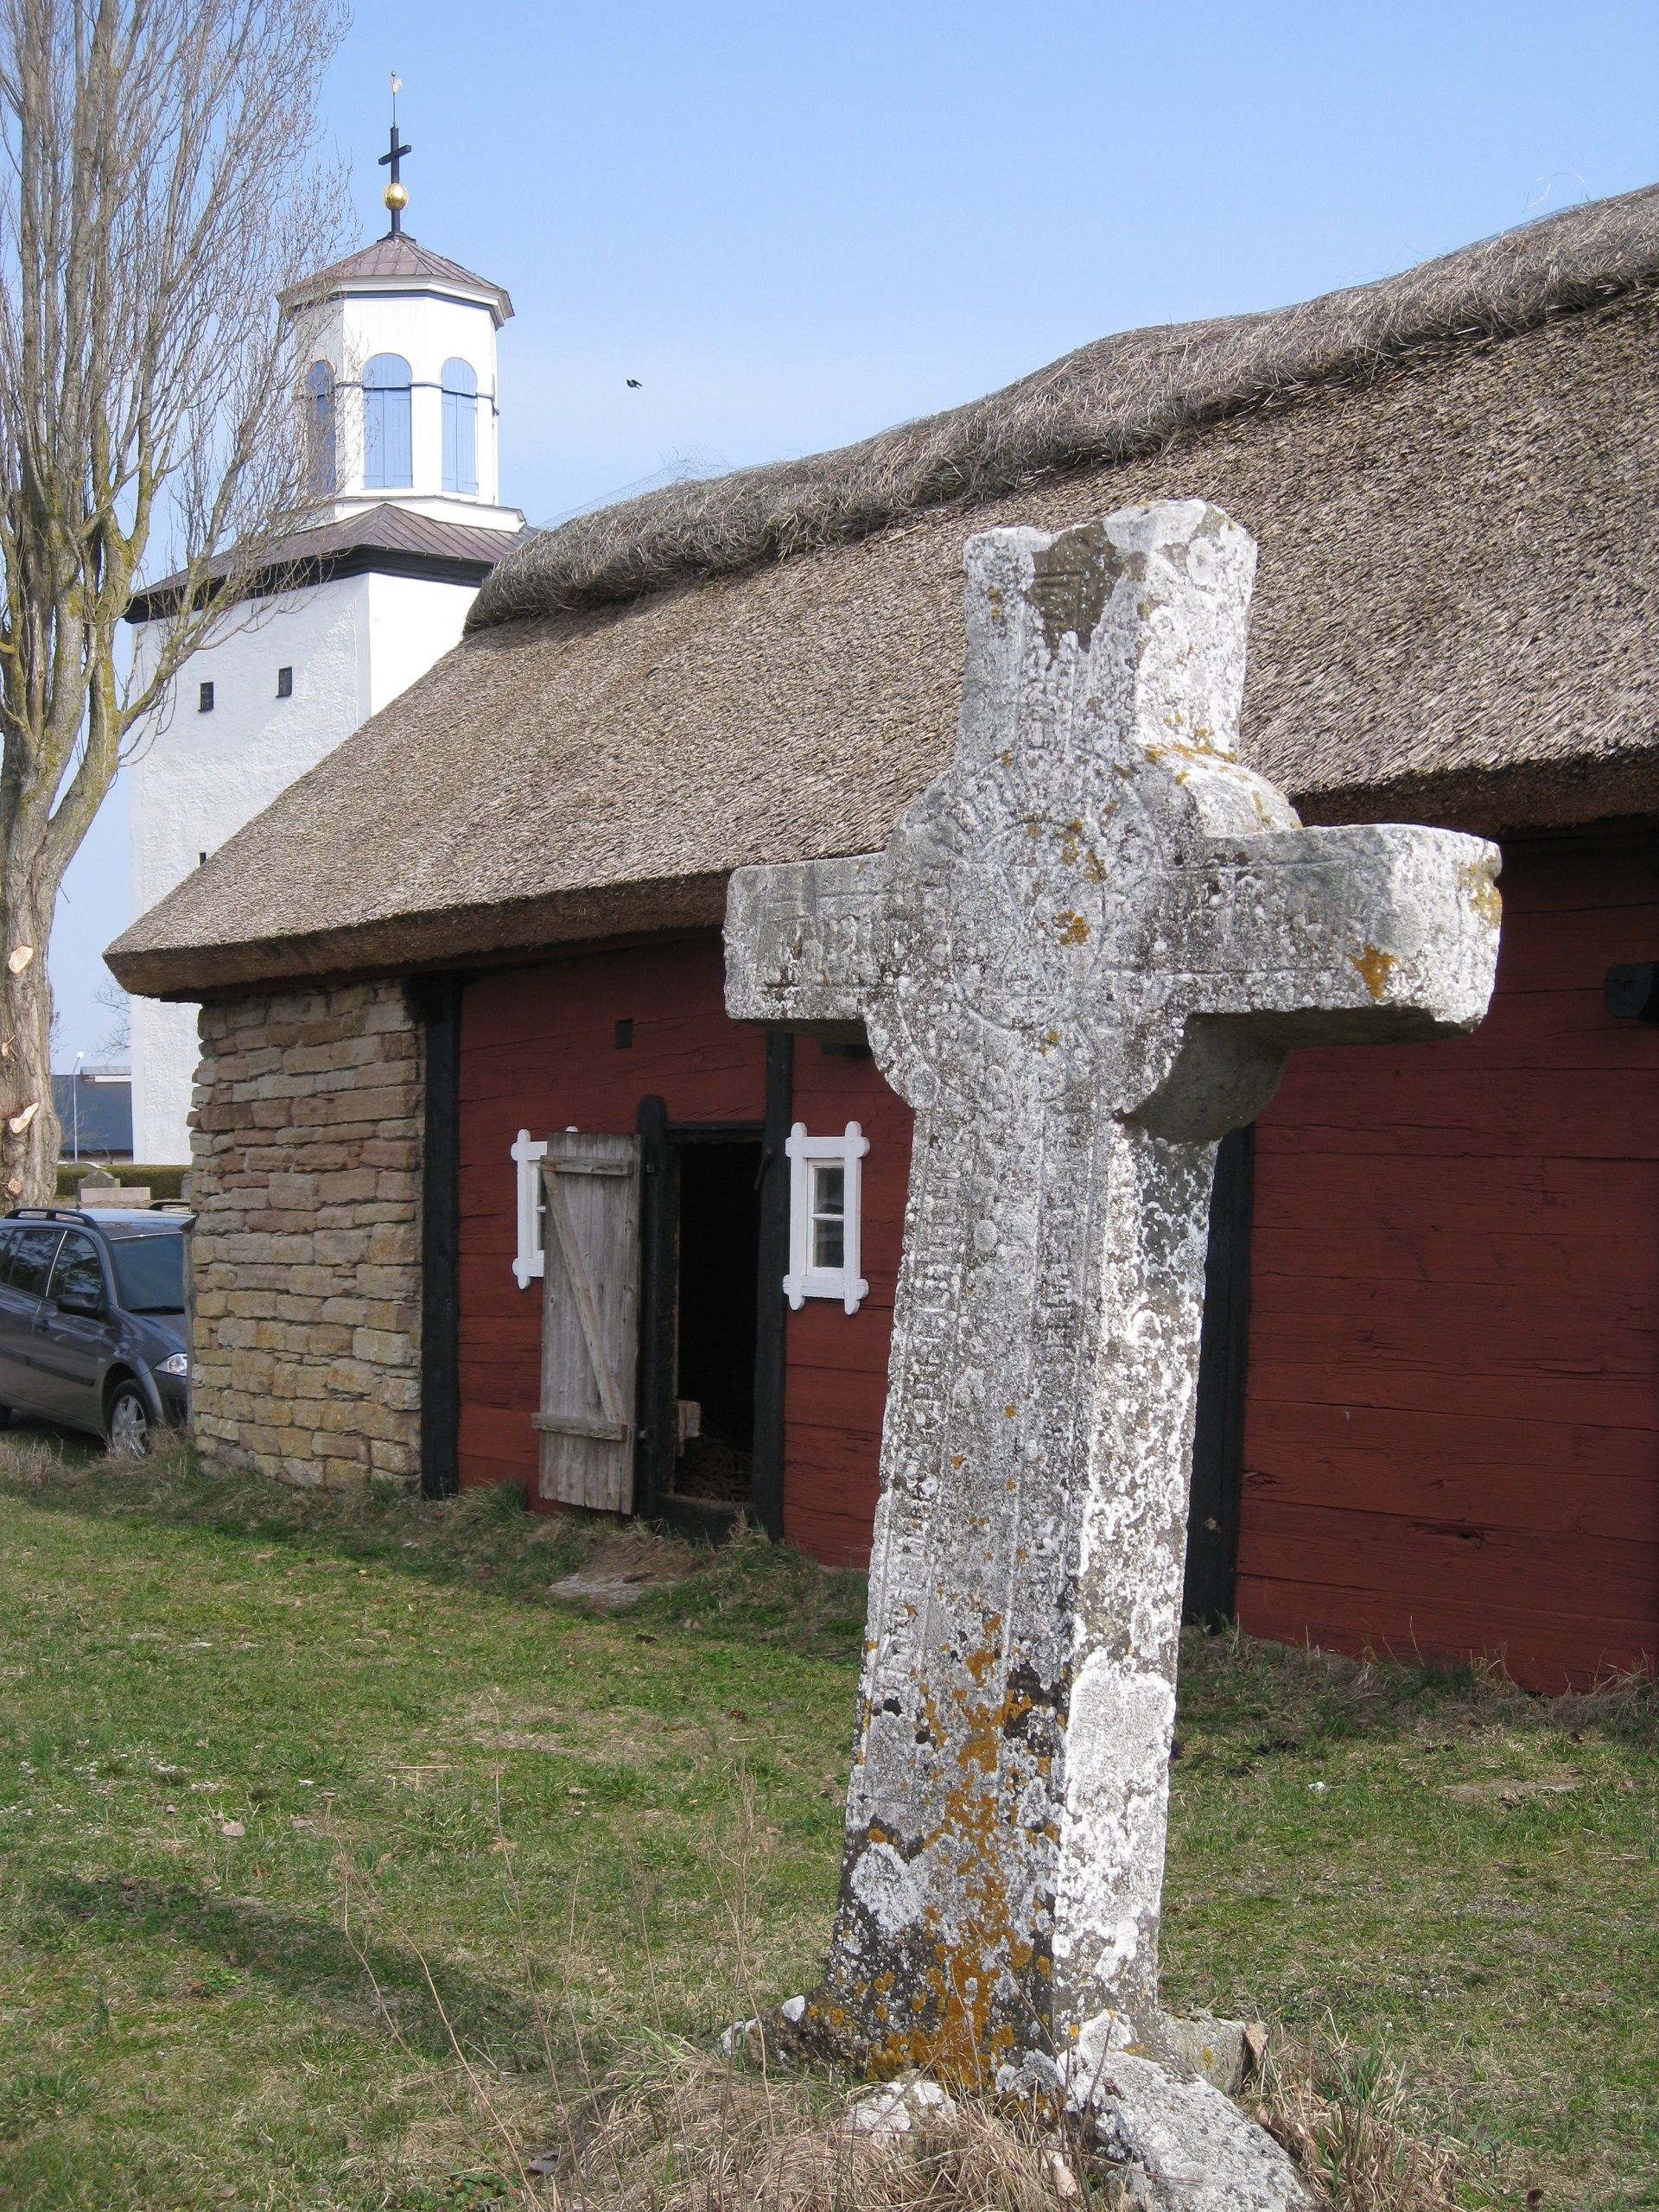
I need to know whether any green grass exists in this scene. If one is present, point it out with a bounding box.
[0,1436,1652,2209]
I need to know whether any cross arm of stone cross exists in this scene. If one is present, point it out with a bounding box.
[723,502,1500,2088]
[728,500,1498,1135]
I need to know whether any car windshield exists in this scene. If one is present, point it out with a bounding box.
[110,1234,185,1314]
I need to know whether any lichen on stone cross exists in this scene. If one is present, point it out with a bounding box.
[724,500,1501,2083]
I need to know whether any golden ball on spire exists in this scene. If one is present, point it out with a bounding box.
[383,180,408,213]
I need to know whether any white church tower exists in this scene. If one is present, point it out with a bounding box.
[127,126,523,1163]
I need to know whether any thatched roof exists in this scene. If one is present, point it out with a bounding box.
[110,185,1659,1001]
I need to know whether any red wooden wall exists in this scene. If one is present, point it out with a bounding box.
[457,939,767,1493]
[454,935,912,1548]
[783,1046,914,1566]
[454,842,1659,1688]
[1240,831,1659,1689]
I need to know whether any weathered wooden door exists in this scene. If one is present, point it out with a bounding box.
[532,1132,642,1512]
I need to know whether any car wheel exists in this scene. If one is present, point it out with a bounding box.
[106,1381,151,1458]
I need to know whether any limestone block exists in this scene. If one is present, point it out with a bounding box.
[367,1222,417,1266]
[1078,2054,1311,2212]
[363,1140,421,1171]
[315,1230,372,1265]
[317,1168,378,1204]
[352,1326,413,1369]
[302,1325,353,1357]
[326,1357,382,1398]
[360,1300,418,1333]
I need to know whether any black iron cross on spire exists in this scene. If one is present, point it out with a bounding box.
[378,118,412,237]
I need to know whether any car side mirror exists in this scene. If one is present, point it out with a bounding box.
[56,1288,105,1318]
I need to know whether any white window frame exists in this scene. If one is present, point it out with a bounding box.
[784,1121,869,1314]
[512,1128,547,1288]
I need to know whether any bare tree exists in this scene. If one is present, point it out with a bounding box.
[0,0,349,1199]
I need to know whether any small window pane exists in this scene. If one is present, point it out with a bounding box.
[363,353,413,489]
[9,1226,62,1295]
[198,681,214,712]
[50,1233,104,1306]
[276,665,293,698]
[811,1163,845,1269]
[442,357,478,496]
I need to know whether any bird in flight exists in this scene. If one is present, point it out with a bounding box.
[626,378,642,389]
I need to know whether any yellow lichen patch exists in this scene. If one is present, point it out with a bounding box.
[1055,912,1090,945]
[1349,944,1397,1000]
[1459,855,1503,931]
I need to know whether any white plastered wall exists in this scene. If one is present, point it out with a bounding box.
[128,566,480,1162]
[302,285,516,528]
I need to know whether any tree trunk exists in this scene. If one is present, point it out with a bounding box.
[1,887,59,1202]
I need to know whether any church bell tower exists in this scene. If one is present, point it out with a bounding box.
[124,111,524,1165]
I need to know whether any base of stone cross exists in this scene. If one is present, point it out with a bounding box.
[722,1999,1310,2212]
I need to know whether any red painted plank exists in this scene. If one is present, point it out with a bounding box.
[780,1046,915,1547]
[1235,1574,1656,1692]
[1240,832,1659,1680]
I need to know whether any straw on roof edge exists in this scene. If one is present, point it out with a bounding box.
[471,183,1659,630]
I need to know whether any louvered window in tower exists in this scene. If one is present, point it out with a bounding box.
[442,358,478,495]
[363,353,413,489]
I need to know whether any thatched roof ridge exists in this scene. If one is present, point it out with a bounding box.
[473,184,1659,628]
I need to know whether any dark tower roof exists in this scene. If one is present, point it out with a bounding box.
[278,236,513,327]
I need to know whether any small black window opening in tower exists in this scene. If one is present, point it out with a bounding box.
[198,681,214,713]
[198,850,207,866]
[276,666,293,698]
[614,1019,634,1049]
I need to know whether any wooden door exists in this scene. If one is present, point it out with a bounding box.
[532,1132,642,1512]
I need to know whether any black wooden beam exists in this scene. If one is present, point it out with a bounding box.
[406,973,465,1500]
[1183,1123,1255,1625]
[634,1093,677,1522]
[749,1033,793,1541]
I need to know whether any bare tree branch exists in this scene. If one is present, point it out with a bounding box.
[0,0,349,1195]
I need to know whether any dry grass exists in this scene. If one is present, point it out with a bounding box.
[1255,2030,1462,2212]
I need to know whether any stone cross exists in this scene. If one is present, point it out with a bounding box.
[724,502,1501,2083]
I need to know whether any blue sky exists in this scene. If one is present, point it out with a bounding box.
[52,0,1659,1072]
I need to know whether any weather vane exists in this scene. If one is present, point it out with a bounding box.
[379,73,410,238]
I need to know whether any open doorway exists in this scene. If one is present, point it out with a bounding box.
[671,1140,762,1504]
[635,1062,791,1541]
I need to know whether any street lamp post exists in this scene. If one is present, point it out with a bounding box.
[72,1051,82,1165]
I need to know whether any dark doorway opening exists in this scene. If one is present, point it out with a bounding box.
[672,1141,762,1504]
[1183,1123,1255,1624]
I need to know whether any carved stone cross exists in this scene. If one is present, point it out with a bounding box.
[725,502,1500,2082]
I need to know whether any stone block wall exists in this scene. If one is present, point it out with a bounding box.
[188,979,423,1488]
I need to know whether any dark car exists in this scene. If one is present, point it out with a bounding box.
[0,1206,192,1453]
